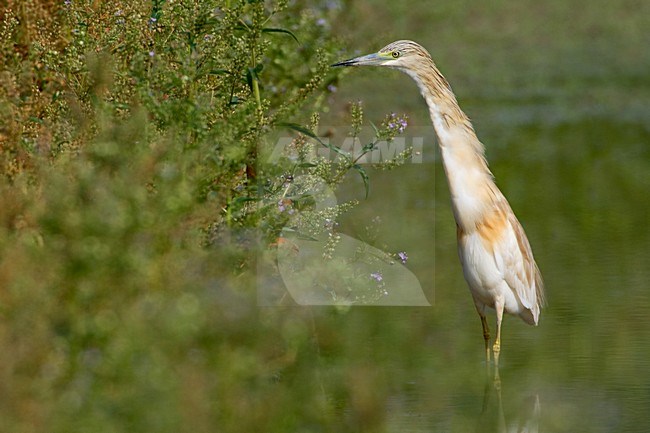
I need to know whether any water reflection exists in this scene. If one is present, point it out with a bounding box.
[478,374,540,433]
[376,358,544,433]
[295,294,650,432]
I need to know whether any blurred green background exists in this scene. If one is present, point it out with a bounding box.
[1,0,649,432]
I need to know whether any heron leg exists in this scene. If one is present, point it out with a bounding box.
[474,303,491,364]
[480,314,491,363]
[493,300,504,385]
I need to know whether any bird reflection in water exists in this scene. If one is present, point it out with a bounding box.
[478,376,541,433]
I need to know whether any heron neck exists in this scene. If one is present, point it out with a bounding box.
[409,66,498,230]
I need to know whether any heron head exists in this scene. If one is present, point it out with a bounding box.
[332,40,430,70]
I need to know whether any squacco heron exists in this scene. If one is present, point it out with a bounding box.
[333,40,546,368]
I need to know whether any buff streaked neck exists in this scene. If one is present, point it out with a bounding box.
[402,61,500,232]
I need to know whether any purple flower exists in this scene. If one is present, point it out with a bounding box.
[327,84,337,93]
[370,272,383,282]
[148,50,155,57]
[398,251,408,264]
[148,16,157,25]
[316,18,327,27]
[278,200,286,212]
[385,113,408,134]
[398,118,408,133]
[325,1,341,10]
[64,0,71,5]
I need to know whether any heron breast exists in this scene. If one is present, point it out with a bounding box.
[457,229,504,298]
[458,220,529,316]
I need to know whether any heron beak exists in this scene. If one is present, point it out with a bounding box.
[332,52,384,67]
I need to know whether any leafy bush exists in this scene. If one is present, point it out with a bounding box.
[0,0,419,430]
[0,0,346,429]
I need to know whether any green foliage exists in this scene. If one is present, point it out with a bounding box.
[0,0,419,429]
[0,0,364,430]
[1,0,353,237]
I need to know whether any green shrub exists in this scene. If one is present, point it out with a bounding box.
[0,0,347,429]
[0,1,418,430]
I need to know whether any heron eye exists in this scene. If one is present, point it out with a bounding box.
[391,51,400,58]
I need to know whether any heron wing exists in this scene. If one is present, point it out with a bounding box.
[490,201,545,322]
